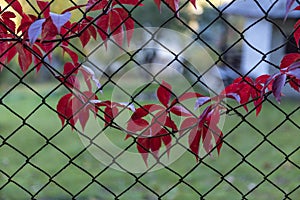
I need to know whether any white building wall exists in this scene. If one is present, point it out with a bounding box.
[241,18,273,77]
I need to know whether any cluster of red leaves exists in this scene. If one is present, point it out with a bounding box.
[126,81,203,164]
[1,0,300,166]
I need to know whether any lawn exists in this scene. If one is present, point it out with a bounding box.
[0,81,299,200]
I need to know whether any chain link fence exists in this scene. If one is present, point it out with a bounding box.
[0,0,299,199]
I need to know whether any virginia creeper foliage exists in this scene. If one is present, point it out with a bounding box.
[0,0,299,165]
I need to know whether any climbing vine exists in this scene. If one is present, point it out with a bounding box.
[0,0,299,165]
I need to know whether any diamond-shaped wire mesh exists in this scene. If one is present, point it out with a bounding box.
[0,0,299,199]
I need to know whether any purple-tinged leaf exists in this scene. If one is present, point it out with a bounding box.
[28,19,46,45]
[285,0,296,20]
[50,12,71,33]
[226,93,241,104]
[81,65,102,89]
[287,68,300,79]
[272,74,287,103]
[194,96,211,110]
[170,105,192,117]
[287,61,300,71]
[289,78,300,92]
[118,102,135,112]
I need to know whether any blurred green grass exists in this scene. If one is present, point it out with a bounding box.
[0,83,299,200]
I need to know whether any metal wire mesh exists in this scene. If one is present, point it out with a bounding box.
[0,0,299,199]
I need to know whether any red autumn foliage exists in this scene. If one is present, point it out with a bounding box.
[0,0,299,166]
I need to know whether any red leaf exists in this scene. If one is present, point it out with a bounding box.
[194,96,211,109]
[226,93,241,103]
[180,117,197,136]
[42,18,59,39]
[57,74,80,90]
[37,0,50,18]
[72,96,90,130]
[153,0,181,12]
[251,90,263,116]
[159,129,172,157]
[289,78,300,92]
[260,75,274,94]
[170,92,203,106]
[4,0,23,16]
[170,105,192,117]
[61,46,78,64]
[2,11,16,19]
[149,136,161,158]
[67,98,79,127]
[86,0,109,11]
[81,65,102,91]
[188,123,202,161]
[221,83,243,103]
[153,0,161,10]
[137,137,150,166]
[209,124,223,155]
[88,24,97,40]
[294,19,300,48]
[96,14,109,42]
[79,107,89,130]
[150,111,167,134]
[131,104,164,120]
[63,62,78,76]
[16,44,32,73]
[280,53,300,69]
[83,91,99,116]
[62,4,86,14]
[104,106,119,126]
[32,45,43,72]
[157,80,172,107]
[6,45,17,64]
[202,125,212,155]
[17,14,35,33]
[287,61,300,71]
[114,8,135,45]
[272,74,287,103]
[79,28,91,47]
[35,41,54,62]
[28,19,46,45]
[190,0,197,8]
[164,116,178,132]
[198,105,212,125]
[115,0,142,5]
[109,10,124,47]
[127,118,149,132]
[50,12,71,34]
[57,93,73,125]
